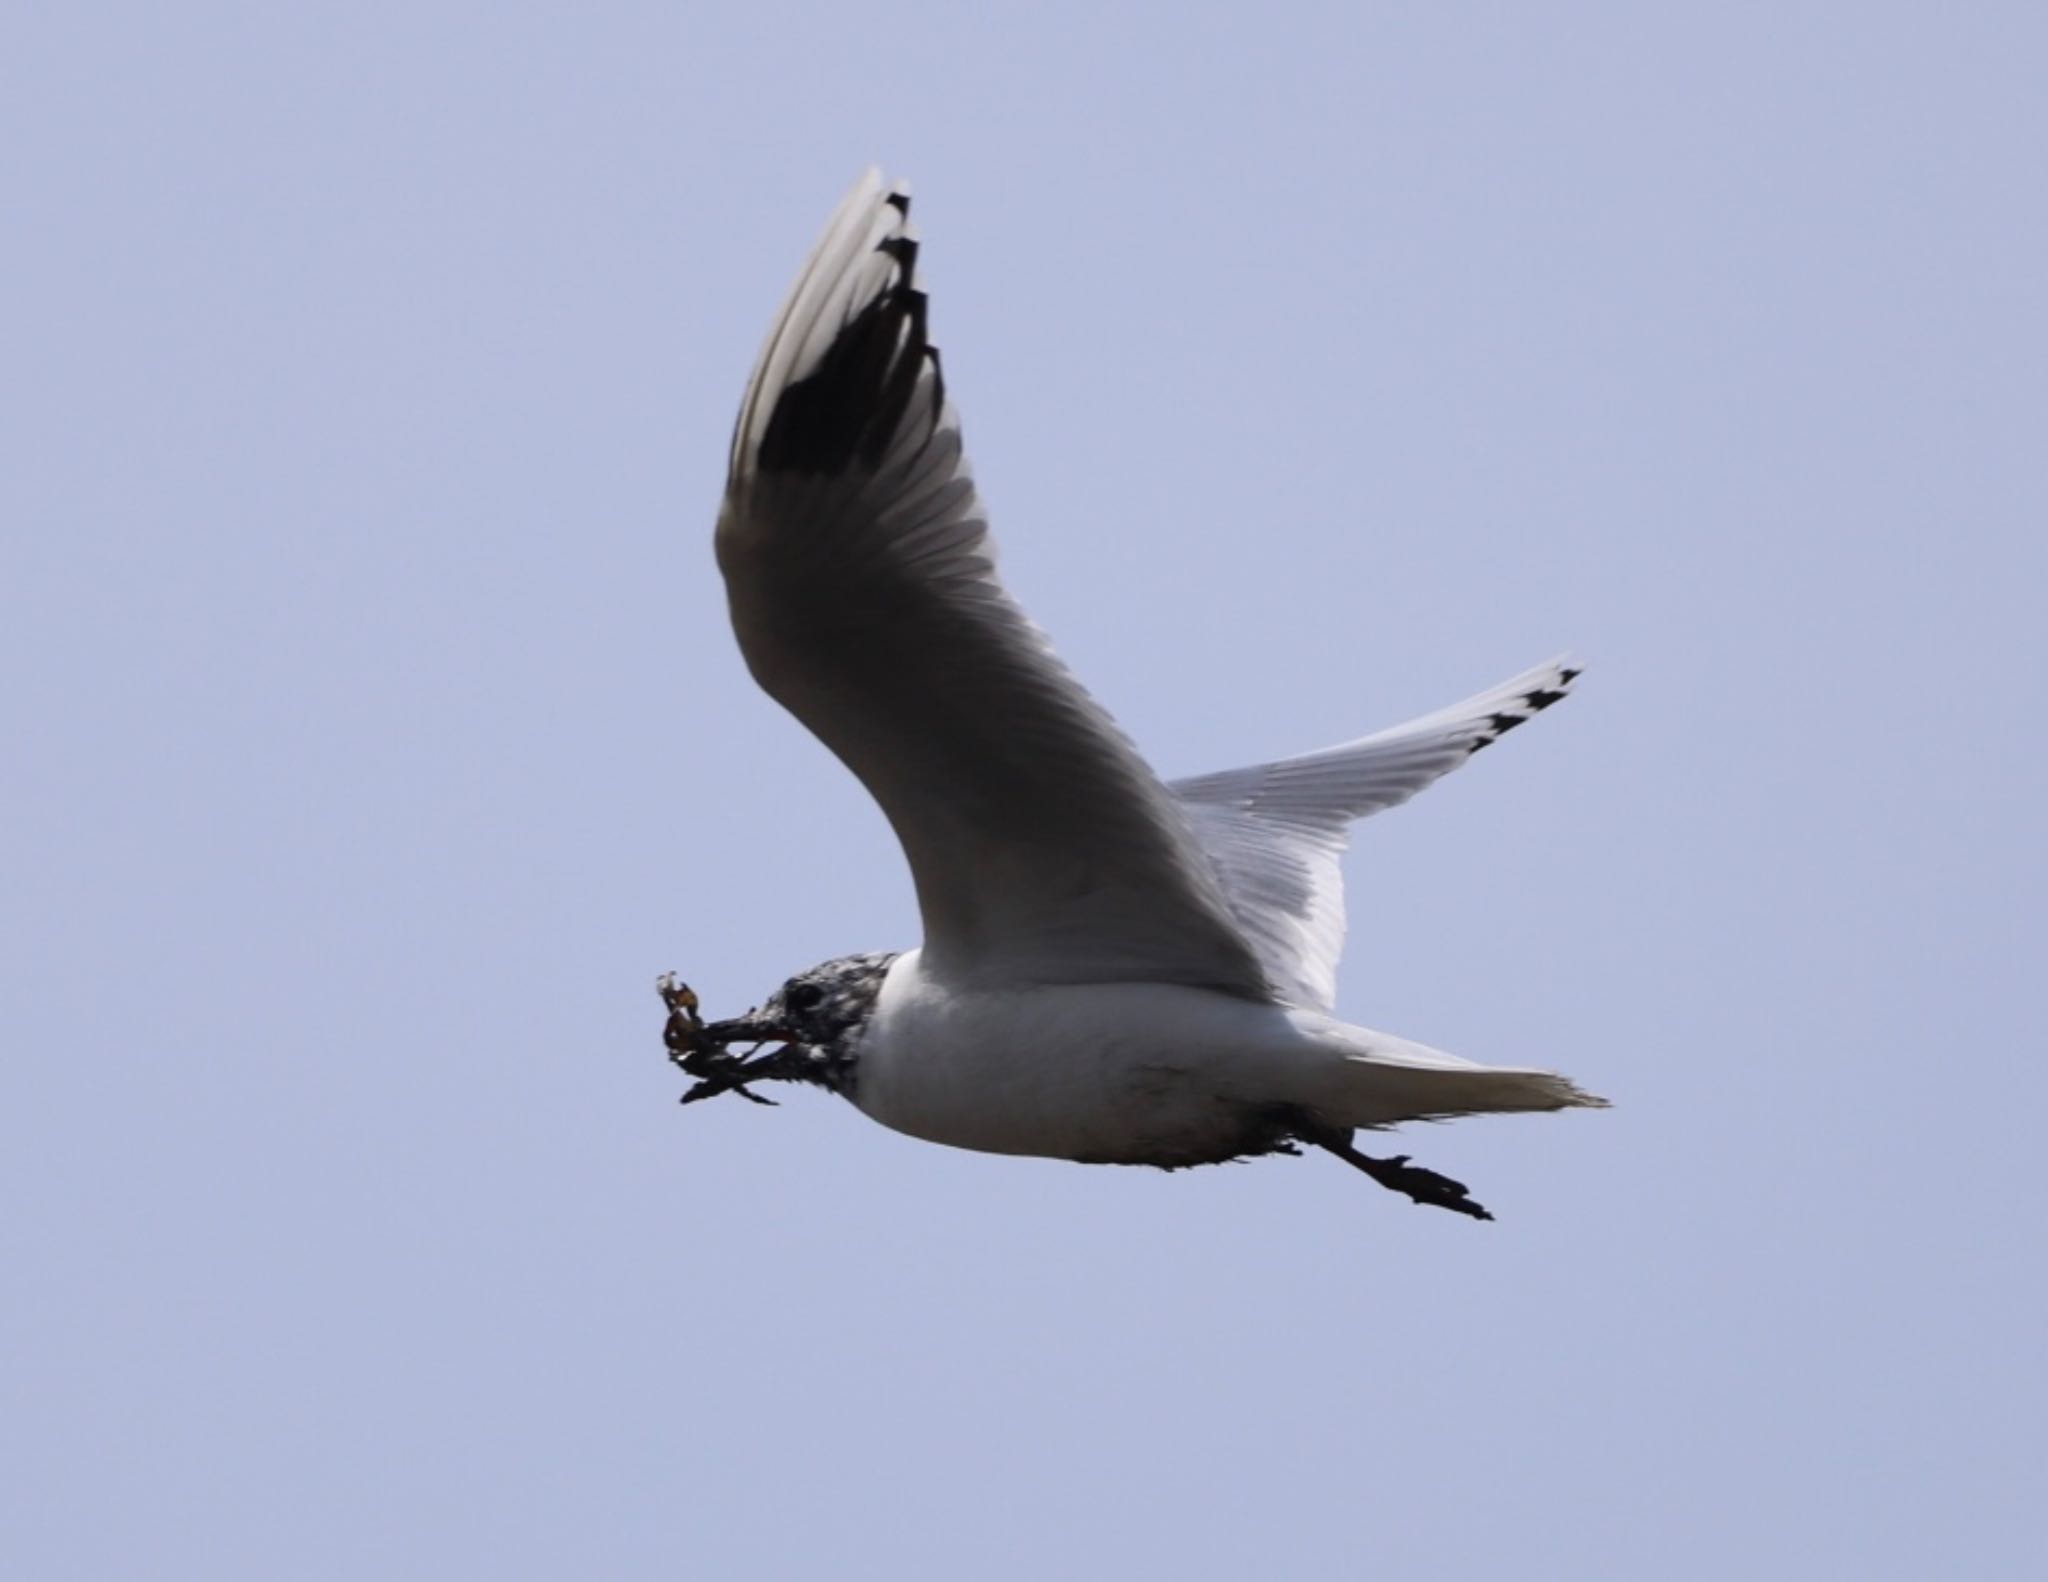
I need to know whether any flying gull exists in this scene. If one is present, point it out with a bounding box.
[664,172,1605,1221]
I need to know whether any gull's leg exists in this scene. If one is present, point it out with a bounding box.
[1298,1122,1495,1222]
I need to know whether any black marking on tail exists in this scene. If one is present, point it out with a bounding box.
[757,194,945,477]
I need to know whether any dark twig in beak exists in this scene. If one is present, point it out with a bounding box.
[658,975,806,1107]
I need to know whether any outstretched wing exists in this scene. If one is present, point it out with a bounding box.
[718,171,1269,997]
[1170,659,1581,1012]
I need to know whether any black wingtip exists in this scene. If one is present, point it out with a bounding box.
[1465,664,1580,755]
[757,207,942,477]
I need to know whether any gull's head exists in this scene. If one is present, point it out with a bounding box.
[760,951,897,1053]
[701,951,898,1094]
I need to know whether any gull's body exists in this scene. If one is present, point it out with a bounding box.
[697,171,1604,1215]
[862,960,1337,1167]
[858,955,1581,1169]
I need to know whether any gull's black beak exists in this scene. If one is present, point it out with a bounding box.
[702,1014,796,1048]
[657,978,791,1073]
[658,977,816,1108]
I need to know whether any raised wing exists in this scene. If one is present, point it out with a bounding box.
[717,171,1269,997]
[1171,658,1580,1012]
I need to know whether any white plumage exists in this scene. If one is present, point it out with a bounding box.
[701,171,1604,1213]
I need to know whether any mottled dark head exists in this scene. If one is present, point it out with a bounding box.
[763,952,896,1052]
[707,951,897,1095]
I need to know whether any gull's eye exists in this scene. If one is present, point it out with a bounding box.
[786,982,825,1013]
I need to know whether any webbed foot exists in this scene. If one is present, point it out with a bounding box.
[1298,1121,1495,1222]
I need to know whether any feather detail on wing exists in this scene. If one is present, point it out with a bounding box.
[718,172,1271,996]
[1171,658,1581,1011]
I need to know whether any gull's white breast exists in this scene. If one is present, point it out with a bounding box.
[853,950,1348,1166]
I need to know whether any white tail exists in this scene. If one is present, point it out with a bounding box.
[1317,1021,1609,1128]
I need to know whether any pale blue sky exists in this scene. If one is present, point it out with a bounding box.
[5,4,2043,1577]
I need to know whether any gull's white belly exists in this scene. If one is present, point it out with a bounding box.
[851,950,1341,1166]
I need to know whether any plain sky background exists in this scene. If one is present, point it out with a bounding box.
[5,4,2043,1577]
